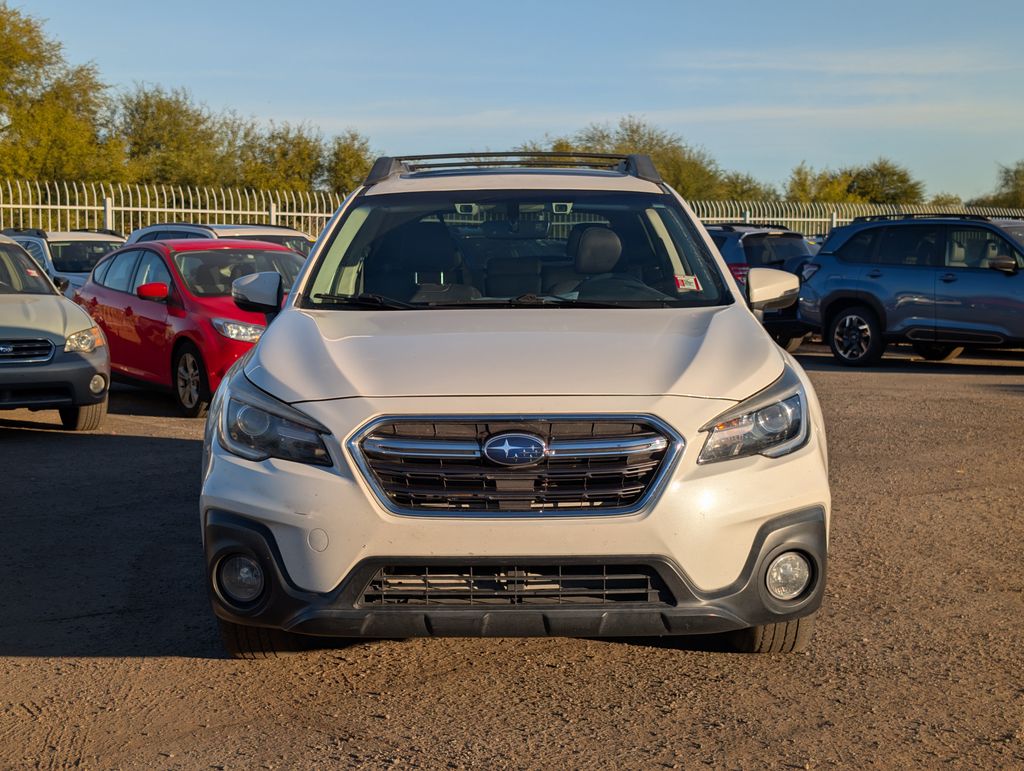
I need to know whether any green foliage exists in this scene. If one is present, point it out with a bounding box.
[785,159,924,204]
[237,122,325,190]
[325,129,375,194]
[928,192,963,207]
[968,161,1024,208]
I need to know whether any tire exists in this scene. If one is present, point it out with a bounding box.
[173,342,210,418]
[727,613,816,654]
[772,333,806,353]
[59,398,106,431]
[217,618,311,660]
[912,342,964,362]
[827,305,886,366]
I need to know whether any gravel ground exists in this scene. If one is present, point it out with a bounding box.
[1,344,1022,769]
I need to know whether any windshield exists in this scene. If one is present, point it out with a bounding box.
[0,244,55,295]
[172,249,305,297]
[301,191,729,309]
[48,240,122,273]
[741,234,812,266]
[246,234,314,256]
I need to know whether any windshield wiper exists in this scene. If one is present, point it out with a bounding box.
[311,292,418,309]
[503,293,674,309]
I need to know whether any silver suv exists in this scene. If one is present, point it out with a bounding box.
[125,223,314,256]
[799,214,1024,365]
[4,228,125,298]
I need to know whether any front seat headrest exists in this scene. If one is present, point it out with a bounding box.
[574,227,622,274]
[379,221,460,272]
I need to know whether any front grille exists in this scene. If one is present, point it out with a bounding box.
[352,417,681,515]
[0,338,55,364]
[361,564,674,606]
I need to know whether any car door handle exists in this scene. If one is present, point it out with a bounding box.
[940,273,957,283]
[866,269,882,278]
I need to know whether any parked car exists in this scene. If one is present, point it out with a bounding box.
[0,233,109,430]
[4,228,125,298]
[799,213,1024,366]
[75,239,304,416]
[705,223,816,352]
[125,223,315,256]
[200,152,831,659]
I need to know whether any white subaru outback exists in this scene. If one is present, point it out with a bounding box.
[200,153,830,658]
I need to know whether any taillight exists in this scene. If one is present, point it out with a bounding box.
[800,263,821,282]
[729,263,750,284]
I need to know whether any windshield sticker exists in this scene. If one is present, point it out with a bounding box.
[675,275,702,292]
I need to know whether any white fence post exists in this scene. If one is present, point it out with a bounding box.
[103,197,114,232]
[268,200,278,226]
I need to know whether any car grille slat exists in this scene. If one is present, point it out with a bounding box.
[0,338,55,364]
[361,564,674,606]
[352,417,681,515]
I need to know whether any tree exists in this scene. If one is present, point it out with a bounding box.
[237,122,324,190]
[845,158,924,204]
[0,3,124,180]
[324,129,375,193]
[519,116,726,199]
[718,171,778,200]
[968,161,1024,208]
[784,163,862,203]
[928,192,962,208]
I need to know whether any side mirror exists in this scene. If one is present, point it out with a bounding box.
[53,276,70,294]
[233,271,283,321]
[746,267,799,311]
[988,255,1019,275]
[136,281,169,301]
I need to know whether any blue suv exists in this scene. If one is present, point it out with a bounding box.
[799,214,1024,365]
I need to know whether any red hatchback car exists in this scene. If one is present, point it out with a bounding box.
[75,239,304,416]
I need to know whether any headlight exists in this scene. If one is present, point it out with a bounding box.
[64,326,104,353]
[698,366,809,463]
[215,369,332,466]
[212,318,264,343]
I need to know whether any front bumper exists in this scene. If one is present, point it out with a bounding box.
[205,507,827,637]
[0,347,110,409]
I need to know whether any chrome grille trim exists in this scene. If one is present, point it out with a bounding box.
[0,338,55,364]
[348,414,684,519]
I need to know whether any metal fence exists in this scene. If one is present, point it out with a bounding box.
[689,200,1024,235]
[0,180,343,237]
[1,179,1022,239]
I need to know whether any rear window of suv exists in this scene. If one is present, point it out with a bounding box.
[741,233,811,266]
[302,191,731,309]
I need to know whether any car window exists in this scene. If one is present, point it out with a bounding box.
[875,225,943,267]
[946,227,1024,270]
[47,240,122,273]
[709,234,728,249]
[835,229,878,263]
[136,231,160,242]
[16,239,47,268]
[245,234,314,256]
[131,251,173,292]
[303,191,730,309]
[0,244,54,294]
[741,234,812,266]
[92,257,113,284]
[172,249,304,297]
[102,250,142,292]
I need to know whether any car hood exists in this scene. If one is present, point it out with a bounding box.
[0,293,92,342]
[245,304,784,404]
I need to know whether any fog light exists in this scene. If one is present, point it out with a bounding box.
[89,374,106,394]
[218,554,265,604]
[765,551,811,601]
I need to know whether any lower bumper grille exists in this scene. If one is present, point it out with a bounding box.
[361,564,674,606]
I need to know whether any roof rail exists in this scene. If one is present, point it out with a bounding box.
[706,222,793,232]
[363,152,664,186]
[851,213,993,223]
[2,227,47,238]
[71,227,124,238]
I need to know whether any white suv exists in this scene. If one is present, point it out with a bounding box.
[125,223,314,256]
[200,153,830,658]
[4,228,125,297]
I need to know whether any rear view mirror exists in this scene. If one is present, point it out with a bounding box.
[53,276,70,294]
[136,282,169,301]
[988,255,1019,274]
[233,271,283,320]
[746,268,799,311]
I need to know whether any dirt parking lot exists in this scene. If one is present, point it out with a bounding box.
[1,344,1022,769]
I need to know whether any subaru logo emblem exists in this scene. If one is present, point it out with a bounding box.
[482,433,547,466]
[0,344,12,354]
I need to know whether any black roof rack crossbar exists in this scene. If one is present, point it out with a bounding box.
[2,227,47,238]
[851,213,993,223]
[71,227,124,238]
[706,222,794,232]
[363,152,663,186]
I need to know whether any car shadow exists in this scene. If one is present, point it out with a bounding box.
[0,426,220,658]
[107,383,189,419]
[794,346,1024,376]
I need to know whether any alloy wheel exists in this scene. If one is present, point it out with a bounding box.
[177,352,201,409]
[833,314,871,361]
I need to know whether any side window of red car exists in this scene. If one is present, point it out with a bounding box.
[102,250,142,292]
[132,252,173,292]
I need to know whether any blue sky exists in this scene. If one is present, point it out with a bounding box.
[21,0,1024,198]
